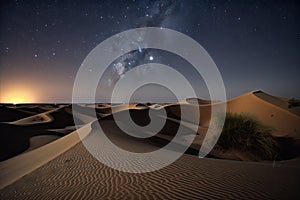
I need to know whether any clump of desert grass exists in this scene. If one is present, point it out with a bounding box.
[288,98,300,108]
[216,113,280,160]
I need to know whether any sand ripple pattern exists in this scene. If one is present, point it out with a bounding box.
[1,142,299,199]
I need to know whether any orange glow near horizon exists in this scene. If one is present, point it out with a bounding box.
[2,88,36,104]
[9,97,26,105]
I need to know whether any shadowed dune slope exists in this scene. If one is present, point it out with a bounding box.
[254,91,300,116]
[0,123,65,161]
[0,106,31,122]
[0,105,87,161]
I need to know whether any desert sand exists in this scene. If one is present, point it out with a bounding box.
[0,91,299,199]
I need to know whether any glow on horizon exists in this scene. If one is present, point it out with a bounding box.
[9,97,26,105]
[1,88,36,104]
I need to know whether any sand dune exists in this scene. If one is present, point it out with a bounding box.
[0,123,65,161]
[164,103,212,127]
[8,104,57,115]
[164,91,300,138]
[254,91,300,116]
[10,105,86,129]
[0,105,91,161]
[101,101,300,161]
[95,103,149,117]
[9,108,58,125]
[0,91,300,198]
[164,91,300,137]
[4,90,298,161]
[0,105,31,122]
[99,109,198,152]
[0,123,92,190]
[0,124,299,199]
[186,97,221,105]
[226,91,300,138]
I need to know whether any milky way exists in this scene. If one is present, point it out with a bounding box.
[0,0,299,102]
[108,0,182,85]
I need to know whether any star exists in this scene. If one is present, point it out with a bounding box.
[138,46,142,52]
[34,54,38,58]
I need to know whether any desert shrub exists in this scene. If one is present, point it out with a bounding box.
[136,103,147,107]
[288,98,300,108]
[216,113,280,160]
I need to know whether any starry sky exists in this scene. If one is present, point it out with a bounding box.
[0,0,299,103]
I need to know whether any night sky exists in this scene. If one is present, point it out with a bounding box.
[0,0,299,103]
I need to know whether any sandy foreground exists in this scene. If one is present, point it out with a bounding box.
[0,91,300,199]
[0,133,299,199]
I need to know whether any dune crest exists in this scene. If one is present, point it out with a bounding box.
[226,91,300,138]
